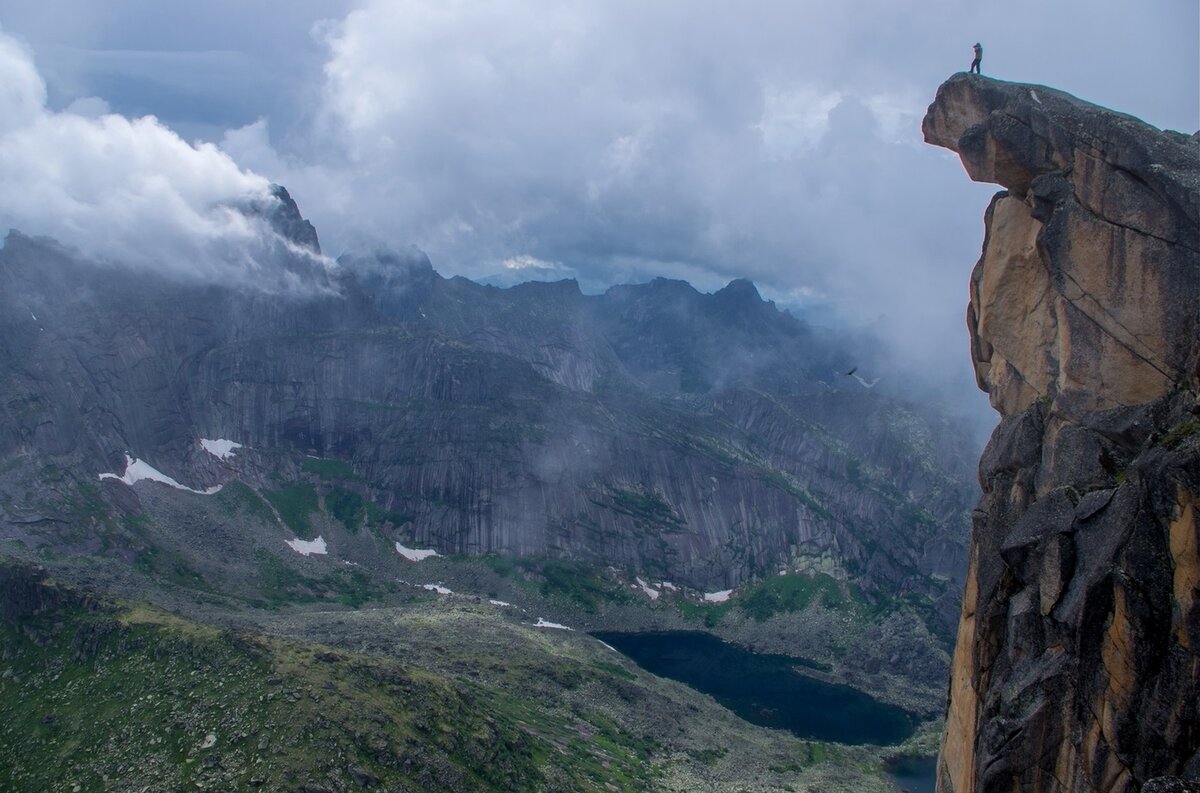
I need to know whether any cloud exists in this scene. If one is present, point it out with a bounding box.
[756,87,845,159]
[0,28,45,133]
[0,27,330,292]
[201,1,997,410]
[2,0,1193,426]
[503,254,558,271]
[237,0,1014,421]
[277,1,942,285]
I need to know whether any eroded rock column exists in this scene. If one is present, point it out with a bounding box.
[924,73,1200,793]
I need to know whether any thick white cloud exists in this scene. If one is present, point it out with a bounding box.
[278,0,991,333]
[0,29,45,133]
[1,1,1194,420]
[0,27,327,291]
[271,1,933,285]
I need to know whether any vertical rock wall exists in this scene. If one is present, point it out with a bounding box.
[924,74,1199,792]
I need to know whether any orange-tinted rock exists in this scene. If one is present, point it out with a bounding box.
[928,75,1197,415]
[925,74,1200,793]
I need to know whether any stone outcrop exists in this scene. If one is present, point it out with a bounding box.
[925,74,1199,791]
[925,74,1198,415]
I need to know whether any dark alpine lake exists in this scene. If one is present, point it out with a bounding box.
[885,754,938,793]
[591,630,916,745]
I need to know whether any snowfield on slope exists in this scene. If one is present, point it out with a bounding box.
[396,542,439,561]
[200,438,243,460]
[285,536,327,556]
[100,454,221,495]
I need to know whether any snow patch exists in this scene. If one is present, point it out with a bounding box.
[533,618,573,631]
[99,453,221,495]
[200,438,242,460]
[395,542,439,561]
[596,640,618,653]
[635,577,660,600]
[286,536,327,556]
[489,599,513,607]
[658,581,678,591]
[703,589,734,603]
[422,583,453,595]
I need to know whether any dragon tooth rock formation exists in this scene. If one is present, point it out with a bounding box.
[924,73,1199,792]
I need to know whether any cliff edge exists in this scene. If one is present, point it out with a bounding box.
[924,73,1200,792]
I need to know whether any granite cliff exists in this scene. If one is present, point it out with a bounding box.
[0,183,978,686]
[925,73,1199,791]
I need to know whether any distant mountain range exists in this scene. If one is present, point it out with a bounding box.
[0,187,975,625]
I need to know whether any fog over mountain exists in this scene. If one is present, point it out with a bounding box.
[0,30,334,292]
[0,6,1196,791]
[1,1,1194,432]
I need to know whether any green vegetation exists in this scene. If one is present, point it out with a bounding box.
[538,559,623,613]
[737,573,861,622]
[133,544,210,592]
[688,747,729,766]
[215,480,275,523]
[604,487,684,530]
[67,480,114,527]
[301,456,360,481]
[483,553,518,578]
[674,573,878,637]
[677,596,734,628]
[325,486,366,532]
[1163,421,1200,449]
[0,565,659,792]
[251,552,386,608]
[0,555,916,792]
[845,458,866,487]
[590,659,636,681]
[263,484,319,538]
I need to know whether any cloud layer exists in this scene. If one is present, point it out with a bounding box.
[223,1,997,366]
[0,27,329,291]
[0,0,1195,420]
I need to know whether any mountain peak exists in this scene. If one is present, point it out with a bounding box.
[262,184,321,254]
[715,278,762,302]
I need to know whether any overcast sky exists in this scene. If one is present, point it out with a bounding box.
[0,0,1196,420]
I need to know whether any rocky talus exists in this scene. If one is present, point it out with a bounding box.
[924,74,1200,791]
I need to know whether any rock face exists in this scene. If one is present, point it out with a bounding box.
[925,74,1199,791]
[0,212,976,616]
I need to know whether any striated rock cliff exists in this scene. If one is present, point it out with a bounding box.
[925,74,1199,791]
[0,200,975,615]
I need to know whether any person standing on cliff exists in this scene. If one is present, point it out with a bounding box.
[970,42,983,74]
